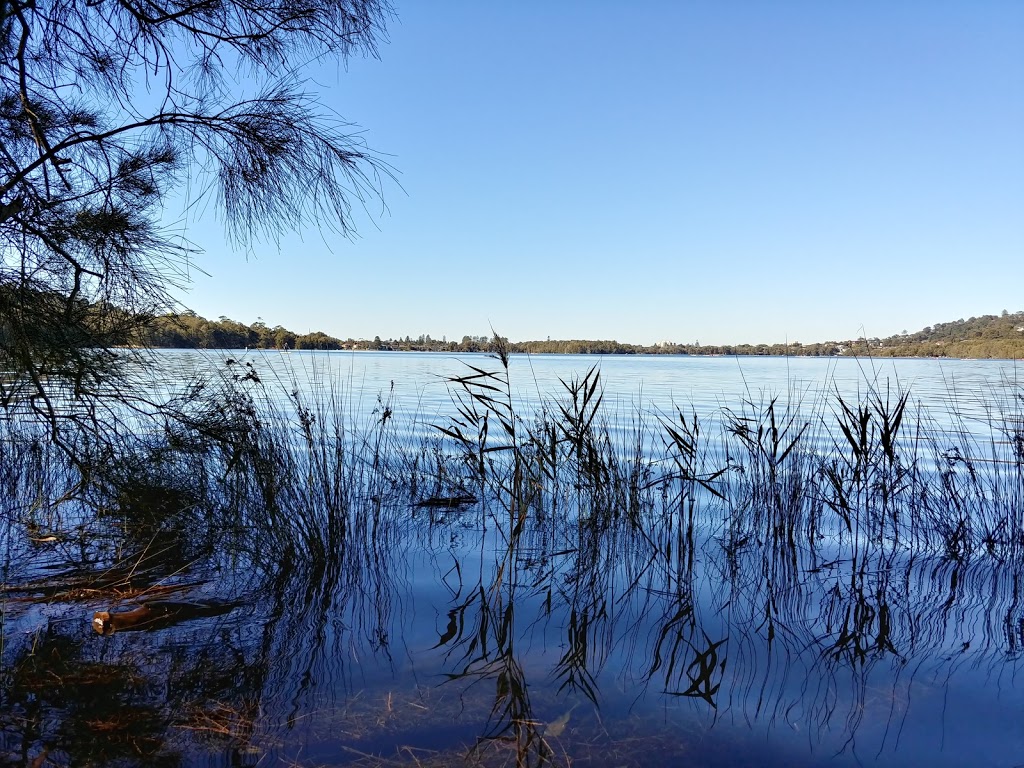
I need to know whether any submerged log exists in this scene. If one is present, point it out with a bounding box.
[92,600,238,635]
[414,494,477,508]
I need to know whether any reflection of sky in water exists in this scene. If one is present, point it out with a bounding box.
[36,349,1021,766]
[247,504,1024,767]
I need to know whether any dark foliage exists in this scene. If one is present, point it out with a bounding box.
[0,0,393,443]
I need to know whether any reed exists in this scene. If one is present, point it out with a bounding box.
[722,392,815,550]
[4,352,1023,606]
[4,351,1024,768]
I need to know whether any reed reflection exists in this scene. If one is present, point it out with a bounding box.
[2,353,1023,766]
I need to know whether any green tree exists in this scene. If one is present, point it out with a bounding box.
[272,327,296,350]
[0,0,393,444]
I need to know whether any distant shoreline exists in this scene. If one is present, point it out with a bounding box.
[138,310,1024,360]
[137,347,1017,363]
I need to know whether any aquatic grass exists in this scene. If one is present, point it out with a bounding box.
[552,365,606,492]
[428,353,1024,569]
[0,360,406,615]
[822,382,915,547]
[917,385,1024,560]
[215,379,411,585]
[721,392,817,551]
[434,336,538,538]
[6,352,1023,599]
[0,415,82,538]
[654,406,726,566]
[437,350,666,546]
[5,352,1024,767]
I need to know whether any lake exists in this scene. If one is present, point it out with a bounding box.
[142,347,1023,434]
[2,350,1022,767]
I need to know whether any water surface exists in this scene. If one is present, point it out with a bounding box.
[2,351,1022,767]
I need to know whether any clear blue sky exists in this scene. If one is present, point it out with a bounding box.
[175,1,1023,346]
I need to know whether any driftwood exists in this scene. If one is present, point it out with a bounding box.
[92,600,239,635]
[414,494,477,509]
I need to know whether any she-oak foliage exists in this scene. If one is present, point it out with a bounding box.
[0,0,392,439]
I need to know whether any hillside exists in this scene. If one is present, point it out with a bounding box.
[868,310,1024,358]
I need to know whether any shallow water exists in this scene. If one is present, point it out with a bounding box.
[140,348,1023,438]
[2,351,1023,767]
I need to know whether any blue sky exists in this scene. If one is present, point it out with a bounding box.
[175,1,1023,345]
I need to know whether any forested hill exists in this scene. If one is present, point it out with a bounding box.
[140,310,1024,358]
[866,311,1024,358]
[143,312,346,350]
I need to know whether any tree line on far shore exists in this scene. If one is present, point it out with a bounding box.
[141,310,1024,359]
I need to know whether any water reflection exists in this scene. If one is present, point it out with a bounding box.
[7,496,1024,766]
[3,352,1023,766]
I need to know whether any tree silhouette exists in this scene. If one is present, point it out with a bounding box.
[0,0,393,443]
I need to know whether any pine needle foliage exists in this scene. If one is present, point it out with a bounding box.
[0,0,393,447]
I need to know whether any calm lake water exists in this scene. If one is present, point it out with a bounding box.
[146,348,1023,433]
[4,351,1024,768]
